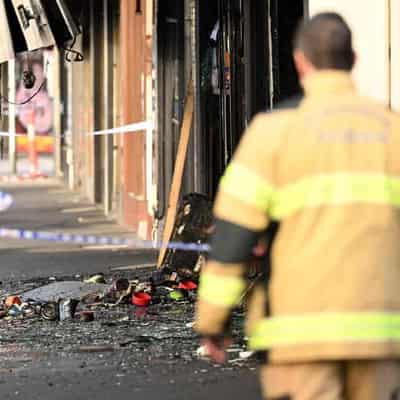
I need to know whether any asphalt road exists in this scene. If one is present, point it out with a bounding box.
[0,182,261,400]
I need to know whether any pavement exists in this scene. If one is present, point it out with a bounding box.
[0,155,54,180]
[0,179,261,400]
[0,180,155,279]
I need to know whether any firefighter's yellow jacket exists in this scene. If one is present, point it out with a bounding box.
[195,70,400,363]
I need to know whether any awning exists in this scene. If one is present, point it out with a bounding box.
[0,0,81,64]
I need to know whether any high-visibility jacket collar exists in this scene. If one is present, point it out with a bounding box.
[302,70,355,98]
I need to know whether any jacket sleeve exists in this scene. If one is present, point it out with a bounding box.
[195,112,285,337]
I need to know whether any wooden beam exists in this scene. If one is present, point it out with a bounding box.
[157,78,194,268]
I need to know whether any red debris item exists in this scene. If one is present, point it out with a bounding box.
[113,278,130,292]
[178,281,198,291]
[132,292,152,307]
[5,296,22,308]
[80,311,95,322]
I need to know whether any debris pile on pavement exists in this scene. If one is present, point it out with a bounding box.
[0,268,200,323]
[0,268,256,372]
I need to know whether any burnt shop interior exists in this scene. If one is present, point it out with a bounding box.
[157,0,304,217]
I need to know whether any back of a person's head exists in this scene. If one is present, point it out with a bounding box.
[294,12,355,71]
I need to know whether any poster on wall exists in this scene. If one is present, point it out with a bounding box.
[15,51,54,154]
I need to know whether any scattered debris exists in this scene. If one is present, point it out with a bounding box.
[196,345,209,358]
[0,266,257,372]
[178,281,197,291]
[79,311,94,322]
[40,302,59,321]
[77,345,115,353]
[5,296,22,308]
[84,273,107,284]
[110,263,156,272]
[169,290,186,301]
[239,351,255,359]
[161,193,213,280]
[59,299,79,321]
[132,292,152,307]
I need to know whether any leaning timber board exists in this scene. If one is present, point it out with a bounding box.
[157,79,194,268]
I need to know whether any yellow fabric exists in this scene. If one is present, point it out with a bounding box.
[220,169,400,219]
[261,361,400,400]
[302,70,355,97]
[249,312,400,350]
[198,271,245,307]
[213,191,269,231]
[220,163,275,212]
[271,173,400,219]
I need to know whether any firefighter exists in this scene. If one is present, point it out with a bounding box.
[195,12,400,400]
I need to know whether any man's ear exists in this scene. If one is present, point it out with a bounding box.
[352,51,357,68]
[293,49,314,80]
[293,50,307,80]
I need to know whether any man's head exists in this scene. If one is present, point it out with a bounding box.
[293,12,355,79]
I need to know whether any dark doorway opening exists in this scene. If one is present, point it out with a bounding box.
[271,0,304,105]
[157,0,186,219]
[200,0,270,198]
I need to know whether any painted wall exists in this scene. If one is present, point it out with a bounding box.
[390,1,400,111]
[308,0,390,106]
[119,0,153,239]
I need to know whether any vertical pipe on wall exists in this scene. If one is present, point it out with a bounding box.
[8,59,16,174]
[103,0,113,214]
[183,0,195,194]
[52,48,62,178]
[267,0,274,109]
[92,0,105,204]
[145,0,154,217]
[112,2,121,215]
[303,0,309,20]
[191,0,204,193]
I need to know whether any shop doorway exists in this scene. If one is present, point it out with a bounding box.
[156,0,305,214]
[200,0,304,197]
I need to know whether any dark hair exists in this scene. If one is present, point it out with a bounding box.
[294,12,355,71]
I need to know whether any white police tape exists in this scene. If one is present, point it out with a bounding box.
[0,192,14,211]
[0,122,152,140]
[0,132,24,137]
[0,228,211,252]
[88,121,153,136]
[0,191,210,253]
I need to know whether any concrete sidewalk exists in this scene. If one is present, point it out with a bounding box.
[0,179,156,279]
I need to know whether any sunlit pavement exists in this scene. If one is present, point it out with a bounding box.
[0,155,54,178]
